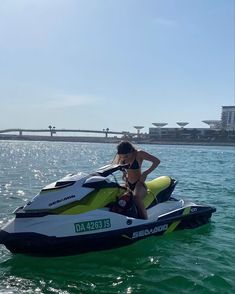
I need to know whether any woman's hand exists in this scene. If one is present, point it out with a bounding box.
[140,172,148,183]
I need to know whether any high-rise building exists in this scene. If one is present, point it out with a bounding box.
[221,106,235,130]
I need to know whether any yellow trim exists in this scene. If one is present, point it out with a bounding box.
[164,206,191,234]
[165,220,181,234]
[59,187,125,215]
[183,207,191,216]
[53,176,175,216]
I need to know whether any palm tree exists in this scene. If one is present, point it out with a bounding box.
[105,128,109,138]
[48,125,52,136]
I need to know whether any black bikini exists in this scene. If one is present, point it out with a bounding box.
[128,158,140,170]
[127,181,138,191]
[126,156,140,190]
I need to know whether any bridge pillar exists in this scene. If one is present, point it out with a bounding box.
[19,130,22,136]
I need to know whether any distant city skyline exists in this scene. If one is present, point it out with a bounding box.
[0,0,234,133]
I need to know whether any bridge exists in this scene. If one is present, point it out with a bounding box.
[0,128,133,137]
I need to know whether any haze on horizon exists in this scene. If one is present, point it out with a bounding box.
[0,0,234,133]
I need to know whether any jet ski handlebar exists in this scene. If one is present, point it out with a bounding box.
[94,164,129,177]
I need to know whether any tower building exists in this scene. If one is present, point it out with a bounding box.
[221,106,235,130]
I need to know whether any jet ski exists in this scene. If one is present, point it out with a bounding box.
[0,164,216,256]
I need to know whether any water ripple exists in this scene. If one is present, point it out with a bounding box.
[0,142,234,293]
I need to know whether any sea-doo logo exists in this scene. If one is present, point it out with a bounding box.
[132,224,168,239]
[48,194,76,207]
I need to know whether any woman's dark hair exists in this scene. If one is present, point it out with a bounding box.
[117,141,136,154]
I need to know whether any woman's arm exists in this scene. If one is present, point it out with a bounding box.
[139,150,160,182]
[112,154,120,164]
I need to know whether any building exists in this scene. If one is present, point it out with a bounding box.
[148,127,207,141]
[221,106,235,130]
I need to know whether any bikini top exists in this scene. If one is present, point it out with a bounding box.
[128,158,140,170]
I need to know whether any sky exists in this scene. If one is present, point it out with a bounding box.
[0,0,234,133]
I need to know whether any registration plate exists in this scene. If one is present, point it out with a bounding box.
[74,218,111,233]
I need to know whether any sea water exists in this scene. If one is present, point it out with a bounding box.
[0,141,234,294]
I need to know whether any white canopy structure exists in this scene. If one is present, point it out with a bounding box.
[176,122,189,128]
[152,123,168,128]
[202,120,221,129]
[133,126,144,136]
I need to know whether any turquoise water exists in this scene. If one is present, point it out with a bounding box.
[0,141,234,294]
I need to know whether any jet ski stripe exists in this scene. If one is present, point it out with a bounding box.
[121,234,133,240]
[164,207,191,234]
[183,207,191,216]
[165,220,181,233]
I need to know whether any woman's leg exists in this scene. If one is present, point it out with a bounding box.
[133,182,148,219]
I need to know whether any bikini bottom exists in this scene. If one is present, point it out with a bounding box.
[127,181,147,191]
[127,181,137,191]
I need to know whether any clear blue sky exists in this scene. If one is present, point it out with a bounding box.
[0,0,234,133]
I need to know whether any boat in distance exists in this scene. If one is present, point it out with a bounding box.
[0,164,216,256]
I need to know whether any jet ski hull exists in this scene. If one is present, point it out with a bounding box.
[0,206,215,256]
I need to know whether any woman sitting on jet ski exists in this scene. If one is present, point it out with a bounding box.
[114,141,160,219]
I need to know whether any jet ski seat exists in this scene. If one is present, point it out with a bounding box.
[144,176,177,208]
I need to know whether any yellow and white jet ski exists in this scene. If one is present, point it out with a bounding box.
[0,164,216,256]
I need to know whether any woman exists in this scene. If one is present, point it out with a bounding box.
[114,141,160,219]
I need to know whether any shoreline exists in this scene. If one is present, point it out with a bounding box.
[0,134,235,147]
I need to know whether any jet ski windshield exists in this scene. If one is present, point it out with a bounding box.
[42,172,87,191]
[95,164,129,177]
[83,176,121,189]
